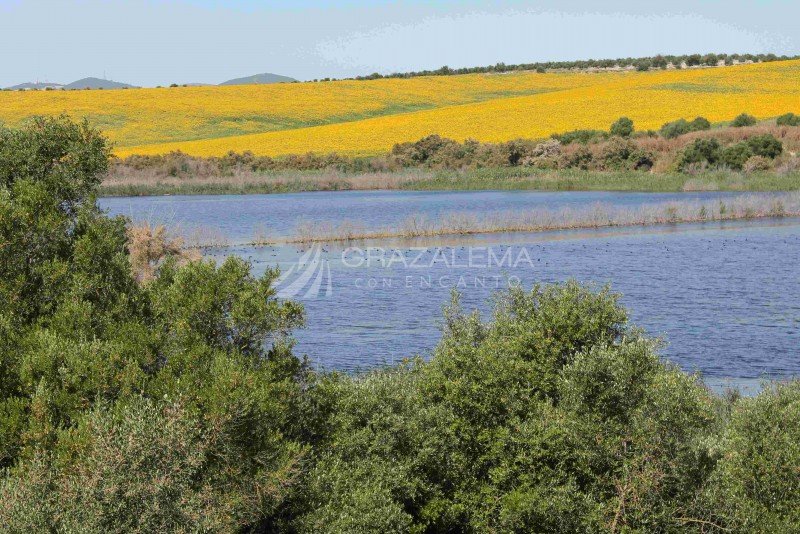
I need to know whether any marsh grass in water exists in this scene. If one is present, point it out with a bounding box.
[264,193,799,245]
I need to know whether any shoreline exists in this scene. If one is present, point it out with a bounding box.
[100,168,800,197]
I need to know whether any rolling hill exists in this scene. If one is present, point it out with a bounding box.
[219,73,297,86]
[63,77,136,90]
[6,82,64,90]
[1,60,798,157]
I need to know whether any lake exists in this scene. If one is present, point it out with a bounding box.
[100,190,800,391]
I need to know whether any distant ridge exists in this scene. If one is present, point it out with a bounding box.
[219,73,296,86]
[63,77,136,90]
[6,82,64,90]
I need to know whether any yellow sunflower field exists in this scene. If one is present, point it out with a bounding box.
[2,60,798,158]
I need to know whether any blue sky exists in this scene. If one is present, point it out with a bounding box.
[1,0,797,86]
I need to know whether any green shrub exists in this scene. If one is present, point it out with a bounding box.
[776,112,800,126]
[690,116,712,131]
[610,116,635,138]
[660,116,711,139]
[731,113,757,127]
[564,146,594,170]
[746,133,783,158]
[660,118,691,139]
[600,137,654,171]
[0,117,308,530]
[678,138,722,170]
[553,129,607,145]
[708,383,800,531]
[0,398,304,532]
[721,142,753,170]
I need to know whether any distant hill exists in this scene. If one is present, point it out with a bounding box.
[219,73,296,86]
[6,82,64,90]
[64,77,136,90]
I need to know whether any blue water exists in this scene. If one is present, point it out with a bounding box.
[100,189,769,243]
[101,191,800,391]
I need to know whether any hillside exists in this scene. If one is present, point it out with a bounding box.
[0,59,798,157]
[219,73,297,85]
[63,77,136,89]
[6,82,64,90]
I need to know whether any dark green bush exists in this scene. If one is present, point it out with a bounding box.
[0,117,309,530]
[721,142,753,170]
[746,133,783,158]
[599,137,654,171]
[707,383,800,532]
[610,116,635,138]
[660,117,711,139]
[690,116,712,131]
[678,138,722,170]
[776,112,799,126]
[731,113,757,127]
[660,118,692,139]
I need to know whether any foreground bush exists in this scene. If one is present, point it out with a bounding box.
[707,383,800,531]
[0,117,308,531]
[2,117,800,532]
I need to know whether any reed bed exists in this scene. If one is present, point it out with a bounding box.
[275,193,800,244]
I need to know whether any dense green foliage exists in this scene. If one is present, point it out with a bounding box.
[678,138,723,170]
[609,117,634,138]
[776,112,800,126]
[659,117,711,139]
[0,117,307,531]
[746,134,784,159]
[2,118,800,532]
[731,113,757,128]
[679,133,784,171]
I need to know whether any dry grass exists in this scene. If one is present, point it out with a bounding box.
[127,223,201,282]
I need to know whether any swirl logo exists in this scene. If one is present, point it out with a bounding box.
[276,245,333,298]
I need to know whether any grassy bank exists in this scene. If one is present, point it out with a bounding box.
[404,167,800,193]
[100,167,800,196]
[99,168,431,196]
